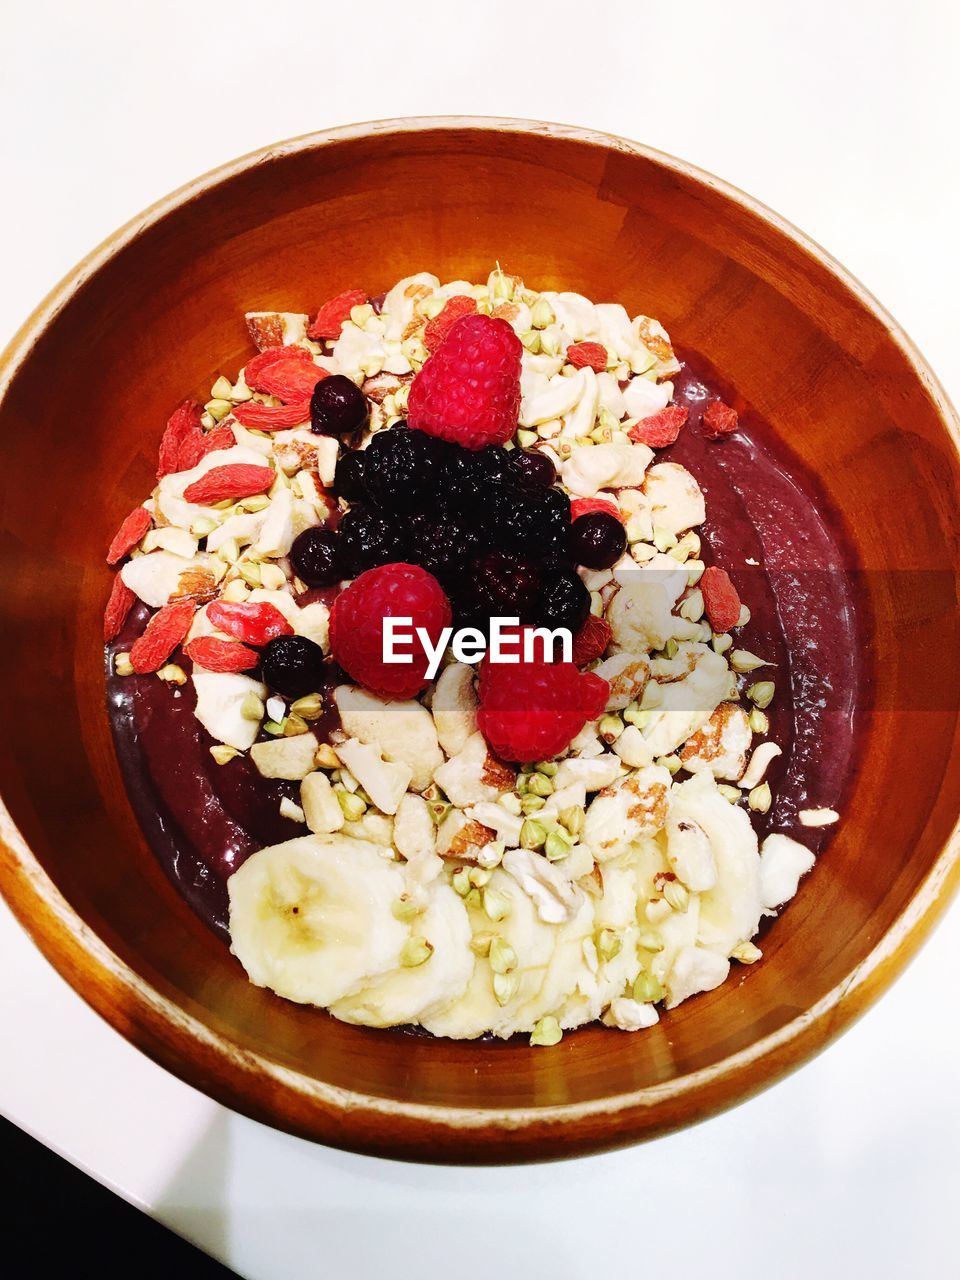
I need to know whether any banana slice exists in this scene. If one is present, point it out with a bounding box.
[559,861,642,1029]
[331,882,473,1027]
[671,773,762,956]
[420,869,558,1040]
[227,834,408,1007]
[334,685,442,792]
[511,892,595,1034]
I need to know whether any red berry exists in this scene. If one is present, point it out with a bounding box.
[329,563,452,699]
[566,341,608,371]
[231,400,311,430]
[477,630,609,762]
[157,400,204,479]
[628,404,688,448]
[207,600,294,646]
[130,600,196,673]
[700,566,741,633]
[183,463,275,504]
[184,636,259,673]
[244,346,327,402]
[702,399,738,439]
[407,314,521,450]
[196,423,237,459]
[424,295,477,351]
[103,573,136,643]
[571,615,612,665]
[569,496,622,524]
[307,289,367,341]
[106,505,152,565]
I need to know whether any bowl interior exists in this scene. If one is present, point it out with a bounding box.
[2,121,960,1161]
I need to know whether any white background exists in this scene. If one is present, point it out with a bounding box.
[2,2,959,1276]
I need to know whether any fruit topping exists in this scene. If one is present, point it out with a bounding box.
[103,573,136,643]
[261,634,328,698]
[407,314,521,450]
[207,600,294,646]
[129,599,196,674]
[509,448,556,488]
[310,373,368,438]
[333,449,367,502]
[244,346,327,401]
[361,424,443,512]
[702,399,739,439]
[628,404,688,448]
[423,294,478,351]
[231,400,311,430]
[185,636,260,673]
[700,566,742,633]
[157,400,205,479]
[289,528,343,588]
[106,506,152,565]
[307,289,367,341]
[565,341,608,371]
[337,507,409,577]
[568,510,627,569]
[182,464,276,504]
[471,551,544,624]
[329,563,452,700]
[538,565,591,633]
[571,615,613,665]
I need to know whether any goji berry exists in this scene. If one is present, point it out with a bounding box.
[570,497,623,523]
[197,423,237,458]
[106,505,152,565]
[183,463,276,505]
[231,400,312,430]
[103,574,136,643]
[184,636,259,673]
[207,600,293,646]
[157,400,203,479]
[628,404,688,448]
[702,399,738,439]
[571,615,612,665]
[307,289,367,340]
[700,566,742,633]
[130,600,196,673]
[245,346,327,402]
[424,295,478,351]
[566,341,608,372]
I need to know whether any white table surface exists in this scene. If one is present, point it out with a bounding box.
[3,1,959,1276]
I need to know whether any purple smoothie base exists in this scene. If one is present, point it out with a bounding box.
[105,352,863,943]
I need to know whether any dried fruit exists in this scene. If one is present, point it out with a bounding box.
[103,574,136,642]
[307,289,367,340]
[569,496,623,524]
[571,615,612,665]
[702,399,739,439]
[424,294,478,351]
[628,404,688,448]
[197,423,236,458]
[129,600,196,673]
[106,506,152,565]
[184,636,259,672]
[231,400,312,430]
[157,400,204,479]
[182,464,275,504]
[207,600,294,646]
[245,346,327,402]
[565,341,608,371]
[700,566,742,633]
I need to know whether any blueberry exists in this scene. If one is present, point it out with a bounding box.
[538,565,590,633]
[363,426,443,513]
[262,635,327,699]
[568,511,627,569]
[509,449,556,488]
[310,374,368,438]
[472,551,544,623]
[337,507,408,576]
[333,449,367,502]
[290,528,341,588]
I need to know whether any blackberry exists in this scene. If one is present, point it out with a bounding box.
[472,551,544,624]
[362,426,444,513]
[497,484,571,554]
[538,565,591,633]
[408,512,484,585]
[337,507,408,576]
[333,449,367,503]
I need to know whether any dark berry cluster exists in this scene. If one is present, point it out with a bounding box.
[289,423,630,636]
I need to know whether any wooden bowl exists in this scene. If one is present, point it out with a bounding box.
[2,119,959,1163]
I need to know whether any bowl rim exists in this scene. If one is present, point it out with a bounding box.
[2,115,960,1161]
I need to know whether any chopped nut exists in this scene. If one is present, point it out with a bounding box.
[156,663,188,685]
[114,652,134,676]
[210,744,240,765]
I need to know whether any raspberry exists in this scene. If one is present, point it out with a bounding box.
[424,295,477,351]
[183,463,275,504]
[157,400,204,479]
[130,600,196,673]
[231,400,311,430]
[307,289,367,340]
[184,636,259,672]
[407,314,521,450]
[329,563,452,699]
[703,399,738,439]
[569,496,622,524]
[207,600,293,646]
[629,404,688,448]
[103,574,136,643]
[244,346,327,402]
[571,615,612,665]
[477,631,609,762]
[106,505,152,565]
[565,341,608,372]
[700,566,741,633]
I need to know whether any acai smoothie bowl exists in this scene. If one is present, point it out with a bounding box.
[2,120,959,1161]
